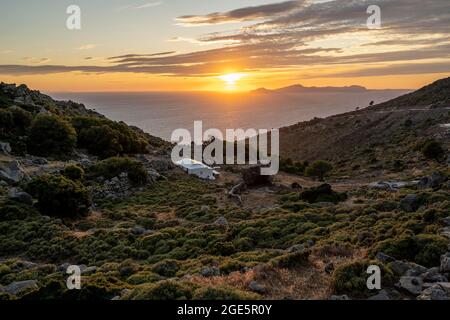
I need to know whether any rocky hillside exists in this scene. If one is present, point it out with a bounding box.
[279,77,450,174]
[0,80,449,301]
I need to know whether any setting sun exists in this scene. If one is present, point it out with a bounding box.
[218,73,247,89]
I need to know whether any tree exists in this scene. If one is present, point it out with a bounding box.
[305,160,333,181]
[27,115,76,157]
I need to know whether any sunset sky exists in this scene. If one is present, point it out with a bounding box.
[0,0,449,92]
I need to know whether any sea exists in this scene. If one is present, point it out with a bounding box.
[52,89,408,141]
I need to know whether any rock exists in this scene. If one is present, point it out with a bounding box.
[299,184,347,204]
[0,160,28,183]
[242,165,274,187]
[442,217,450,227]
[132,226,147,235]
[440,254,450,273]
[325,262,335,274]
[418,172,447,189]
[399,194,421,212]
[200,266,220,277]
[8,188,33,205]
[286,244,306,253]
[214,216,229,227]
[0,280,38,296]
[405,263,428,277]
[79,158,92,167]
[248,281,267,294]
[368,289,390,300]
[306,240,315,247]
[147,169,161,182]
[330,295,350,300]
[313,202,335,208]
[150,159,173,172]
[291,182,302,189]
[82,266,97,275]
[58,263,71,272]
[417,283,450,300]
[32,157,48,165]
[397,276,423,295]
[376,252,396,263]
[390,261,413,276]
[421,268,448,283]
[0,142,11,154]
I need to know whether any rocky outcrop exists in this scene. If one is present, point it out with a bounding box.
[0,160,29,184]
[0,280,38,296]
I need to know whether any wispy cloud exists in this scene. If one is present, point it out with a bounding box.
[176,0,302,26]
[117,1,162,11]
[1,0,449,80]
[77,44,98,50]
[22,57,51,64]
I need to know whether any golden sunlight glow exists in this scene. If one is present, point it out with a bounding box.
[218,73,247,89]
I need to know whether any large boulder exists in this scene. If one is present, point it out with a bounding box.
[242,165,274,187]
[8,188,33,205]
[299,184,347,204]
[440,253,450,273]
[418,172,447,189]
[397,276,423,295]
[0,142,11,155]
[399,194,422,212]
[417,283,450,300]
[150,159,174,172]
[0,280,38,296]
[0,160,28,184]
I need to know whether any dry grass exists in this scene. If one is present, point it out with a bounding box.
[187,245,368,300]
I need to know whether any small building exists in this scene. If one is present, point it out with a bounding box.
[175,158,220,180]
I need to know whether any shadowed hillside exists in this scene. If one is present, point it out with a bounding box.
[280,77,450,173]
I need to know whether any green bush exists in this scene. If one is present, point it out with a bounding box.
[123,281,195,300]
[372,234,448,267]
[89,157,148,186]
[333,260,394,298]
[420,140,445,161]
[63,165,85,181]
[193,286,260,300]
[299,184,347,204]
[27,115,76,157]
[71,116,148,158]
[270,250,310,269]
[151,259,179,278]
[305,160,333,181]
[0,107,32,138]
[25,174,91,218]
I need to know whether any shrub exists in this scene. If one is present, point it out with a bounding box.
[0,201,39,221]
[71,116,148,158]
[299,184,347,204]
[78,125,123,159]
[420,140,445,161]
[372,234,448,267]
[151,259,179,278]
[193,286,260,300]
[27,115,76,157]
[63,165,85,181]
[89,157,148,186]
[123,281,195,300]
[270,250,310,269]
[0,107,32,138]
[333,260,394,298]
[305,160,333,181]
[25,174,91,218]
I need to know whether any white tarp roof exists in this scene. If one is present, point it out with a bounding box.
[175,158,213,170]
